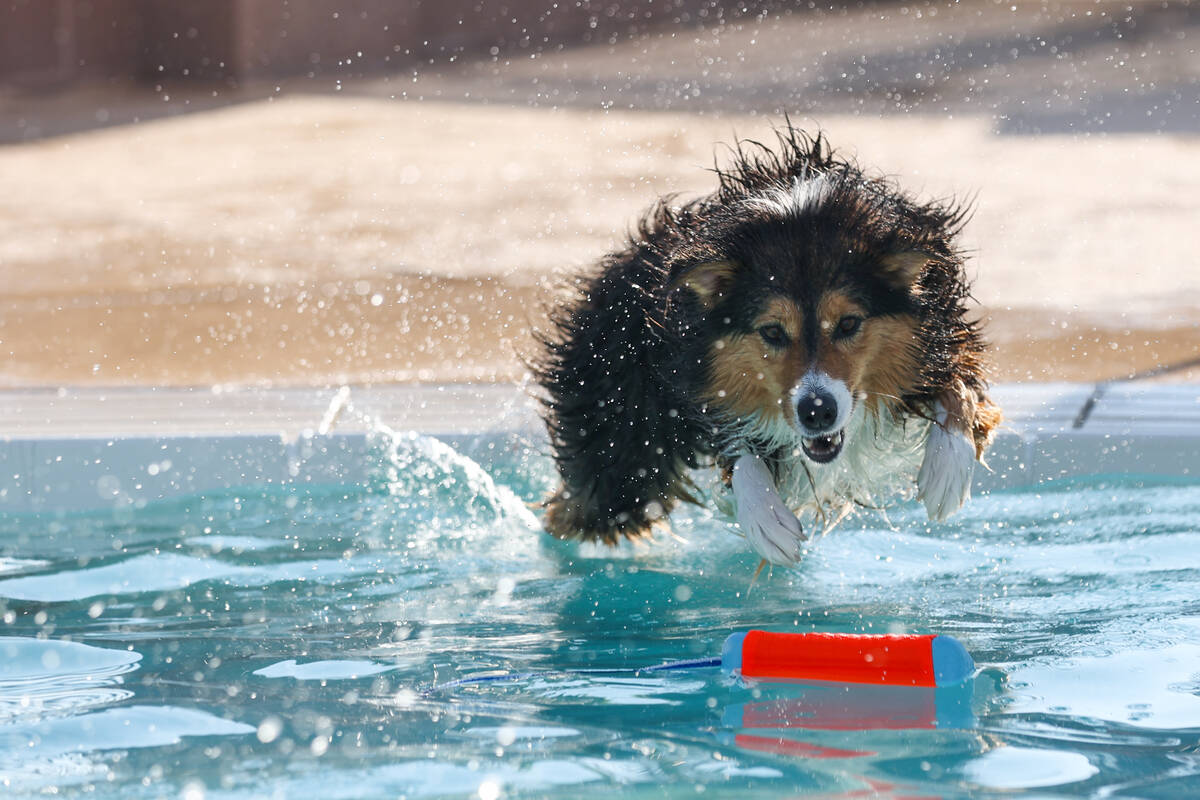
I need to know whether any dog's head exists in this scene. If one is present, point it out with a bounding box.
[671,172,945,464]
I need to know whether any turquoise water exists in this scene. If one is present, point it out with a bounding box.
[3,430,1200,798]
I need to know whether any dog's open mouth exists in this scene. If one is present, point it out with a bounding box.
[801,430,845,463]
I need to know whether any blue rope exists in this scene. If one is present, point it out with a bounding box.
[642,657,722,672]
[423,656,723,696]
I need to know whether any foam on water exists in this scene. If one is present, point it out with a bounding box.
[253,659,399,681]
[1,432,1199,798]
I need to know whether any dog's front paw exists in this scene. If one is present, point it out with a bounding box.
[731,455,806,564]
[917,405,977,522]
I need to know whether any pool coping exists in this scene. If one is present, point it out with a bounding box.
[1,382,1197,513]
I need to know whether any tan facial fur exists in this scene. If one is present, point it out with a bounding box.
[814,291,922,417]
[703,296,804,423]
[704,290,923,424]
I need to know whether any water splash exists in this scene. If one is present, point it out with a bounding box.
[369,423,539,533]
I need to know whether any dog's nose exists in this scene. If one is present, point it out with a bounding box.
[797,389,839,434]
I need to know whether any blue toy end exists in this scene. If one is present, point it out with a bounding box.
[930,635,975,686]
[721,631,747,673]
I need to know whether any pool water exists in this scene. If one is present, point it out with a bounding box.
[3,429,1200,798]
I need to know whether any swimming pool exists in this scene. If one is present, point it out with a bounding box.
[2,388,1200,797]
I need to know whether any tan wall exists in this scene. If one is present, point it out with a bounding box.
[234,1,422,78]
[1,0,731,86]
[2,0,143,85]
[137,1,238,80]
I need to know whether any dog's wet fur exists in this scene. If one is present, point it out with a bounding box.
[535,126,1001,547]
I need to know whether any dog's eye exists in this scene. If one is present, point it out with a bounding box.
[834,315,863,339]
[757,324,789,347]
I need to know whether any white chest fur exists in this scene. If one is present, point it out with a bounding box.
[715,405,931,530]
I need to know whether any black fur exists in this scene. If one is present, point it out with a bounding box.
[534,125,990,543]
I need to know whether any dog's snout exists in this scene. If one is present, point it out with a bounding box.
[797,390,839,433]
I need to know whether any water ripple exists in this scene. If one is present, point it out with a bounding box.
[0,637,141,723]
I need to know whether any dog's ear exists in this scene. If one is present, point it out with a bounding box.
[879,251,930,289]
[669,260,740,309]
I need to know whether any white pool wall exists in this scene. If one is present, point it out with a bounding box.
[1,383,1196,513]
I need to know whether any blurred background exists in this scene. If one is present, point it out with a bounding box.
[1,0,1197,387]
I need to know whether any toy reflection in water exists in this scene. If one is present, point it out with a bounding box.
[714,675,992,800]
[722,677,976,734]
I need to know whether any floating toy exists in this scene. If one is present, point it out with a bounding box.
[425,629,974,694]
[721,630,974,688]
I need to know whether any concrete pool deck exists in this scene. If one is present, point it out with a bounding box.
[1,383,1197,513]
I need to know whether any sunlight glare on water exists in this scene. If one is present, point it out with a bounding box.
[1,431,1199,798]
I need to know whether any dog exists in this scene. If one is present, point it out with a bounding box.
[534,126,1001,564]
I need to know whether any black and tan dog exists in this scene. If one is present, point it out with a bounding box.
[534,126,1001,564]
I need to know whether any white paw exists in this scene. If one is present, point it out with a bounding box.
[731,454,806,564]
[917,404,977,522]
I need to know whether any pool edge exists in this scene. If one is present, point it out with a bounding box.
[1,383,1196,512]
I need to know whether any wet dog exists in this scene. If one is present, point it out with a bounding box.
[534,126,1001,564]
